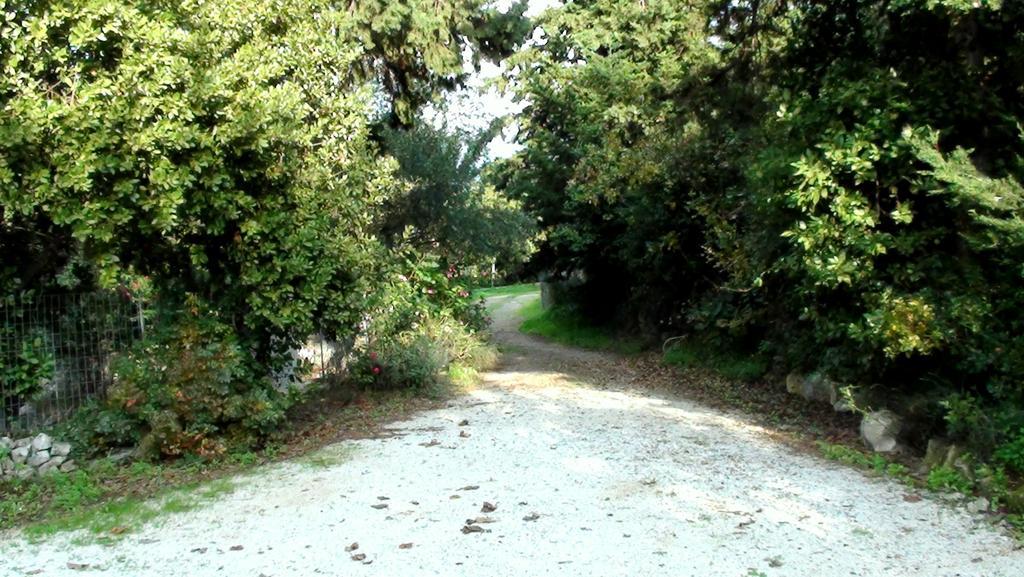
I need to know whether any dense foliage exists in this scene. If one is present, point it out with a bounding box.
[1,0,529,454]
[504,0,1024,460]
[380,119,535,270]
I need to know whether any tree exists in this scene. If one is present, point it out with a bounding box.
[504,0,1024,454]
[0,0,529,350]
[379,118,534,270]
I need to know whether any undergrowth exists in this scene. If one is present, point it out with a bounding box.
[663,339,767,382]
[518,298,643,354]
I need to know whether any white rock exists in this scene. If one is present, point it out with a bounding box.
[0,436,13,450]
[860,410,902,453]
[59,459,78,473]
[38,456,66,475]
[966,497,990,514]
[51,441,72,457]
[14,437,32,449]
[27,450,50,468]
[31,433,53,452]
[11,445,30,465]
[785,372,839,405]
[14,466,33,480]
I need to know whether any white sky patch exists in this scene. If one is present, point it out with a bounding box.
[425,0,560,160]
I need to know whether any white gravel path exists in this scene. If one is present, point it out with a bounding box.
[1,294,1022,577]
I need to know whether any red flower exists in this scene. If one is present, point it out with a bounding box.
[372,365,382,375]
[369,351,378,361]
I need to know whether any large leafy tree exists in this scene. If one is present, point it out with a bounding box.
[505,0,1024,452]
[0,0,528,351]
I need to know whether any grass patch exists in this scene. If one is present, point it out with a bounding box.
[817,441,913,484]
[447,361,482,390]
[518,298,643,354]
[472,282,540,299]
[926,465,974,494]
[21,477,237,542]
[300,444,357,469]
[663,339,767,382]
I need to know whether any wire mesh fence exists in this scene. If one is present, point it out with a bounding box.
[1,292,145,434]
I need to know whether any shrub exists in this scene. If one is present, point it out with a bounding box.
[926,466,974,494]
[356,314,496,392]
[995,430,1024,475]
[94,309,290,459]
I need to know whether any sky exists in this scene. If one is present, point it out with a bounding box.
[426,0,560,160]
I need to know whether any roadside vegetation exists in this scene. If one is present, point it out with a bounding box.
[498,0,1024,506]
[518,297,644,354]
[0,0,531,531]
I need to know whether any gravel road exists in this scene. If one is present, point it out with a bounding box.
[1,293,1022,577]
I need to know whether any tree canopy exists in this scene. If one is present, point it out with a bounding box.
[501,0,1024,460]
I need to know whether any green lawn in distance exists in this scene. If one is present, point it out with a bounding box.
[473,282,540,299]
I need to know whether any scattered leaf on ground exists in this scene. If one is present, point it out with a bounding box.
[903,494,922,503]
[459,485,479,491]
[351,553,367,562]
[345,543,359,552]
[399,543,413,549]
[460,430,471,438]
[419,439,440,447]
[523,512,540,522]
[191,548,208,554]
[67,563,90,571]
[461,524,485,534]
[458,419,469,426]
[229,545,244,551]
[482,502,497,513]
[371,504,388,510]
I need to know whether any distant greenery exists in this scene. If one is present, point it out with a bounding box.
[473,283,540,299]
[519,298,642,354]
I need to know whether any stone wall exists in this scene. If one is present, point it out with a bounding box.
[1,433,77,479]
